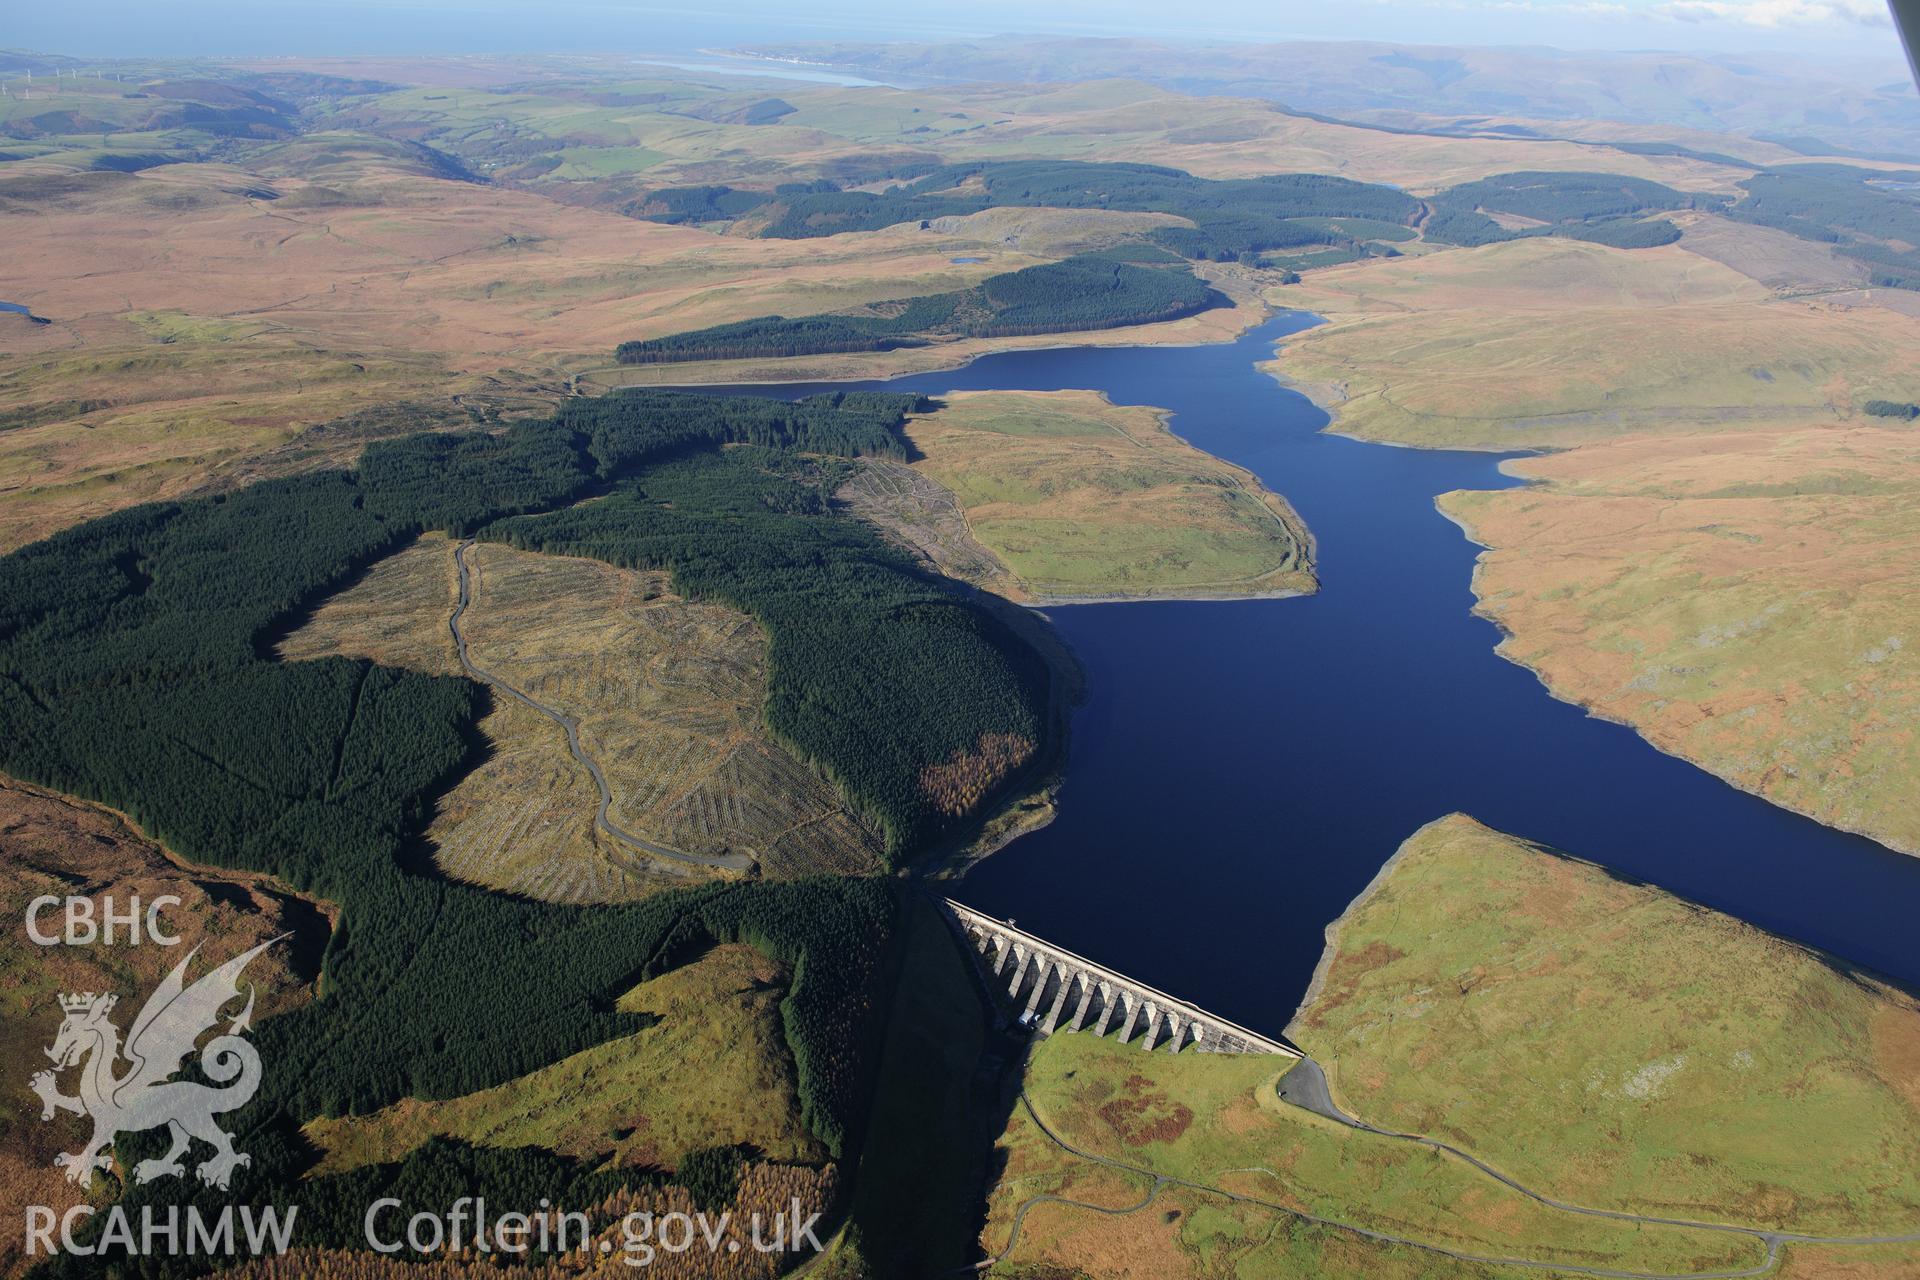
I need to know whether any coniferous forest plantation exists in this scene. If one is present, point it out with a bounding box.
[615,252,1220,363]
[9,29,1920,1280]
[0,389,1047,1274]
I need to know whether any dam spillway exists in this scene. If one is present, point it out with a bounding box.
[942,898,1299,1056]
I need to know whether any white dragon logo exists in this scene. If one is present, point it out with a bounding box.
[29,938,280,1191]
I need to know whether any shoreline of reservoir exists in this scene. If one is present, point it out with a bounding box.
[717,312,1920,1035]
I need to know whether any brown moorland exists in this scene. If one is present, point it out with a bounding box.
[1439,426,1920,856]
[0,156,1037,552]
[271,59,1764,195]
[0,780,324,1274]
[1272,236,1920,450]
[0,61,1773,553]
[1263,229,1920,876]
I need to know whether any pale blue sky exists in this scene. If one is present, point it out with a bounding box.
[5,0,1905,63]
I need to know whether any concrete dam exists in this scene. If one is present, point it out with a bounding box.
[943,899,1299,1057]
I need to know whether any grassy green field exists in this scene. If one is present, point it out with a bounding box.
[304,942,825,1175]
[985,1032,1758,1277]
[1291,814,1920,1236]
[979,813,1920,1277]
[896,390,1315,601]
[549,143,669,178]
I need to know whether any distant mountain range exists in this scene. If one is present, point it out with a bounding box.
[732,37,1920,158]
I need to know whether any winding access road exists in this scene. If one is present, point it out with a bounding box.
[449,540,753,873]
[977,1073,1920,1279]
